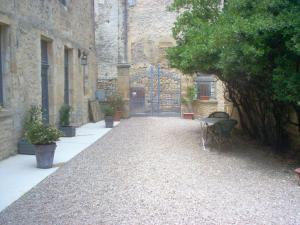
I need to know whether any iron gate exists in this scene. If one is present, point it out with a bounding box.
[130,65,181,116]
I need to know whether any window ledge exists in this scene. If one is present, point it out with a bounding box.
[0,108,12,119]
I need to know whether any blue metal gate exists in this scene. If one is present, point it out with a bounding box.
[130,65,181,117]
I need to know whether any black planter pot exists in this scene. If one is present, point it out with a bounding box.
[105,116,114,128]
[35,143,56,169]
[18,139,35,155]
[59,126,76,137]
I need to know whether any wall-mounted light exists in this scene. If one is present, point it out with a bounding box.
[80,52,88,65]
[128,0,136,7]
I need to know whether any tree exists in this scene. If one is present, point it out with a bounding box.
[167,0,300,151]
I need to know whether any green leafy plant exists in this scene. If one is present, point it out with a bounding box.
[24,106,62,145]
[59,104,72,126]
[167,0,300,150]
[102,105,115,117]
[24,105,42,130]
[182,86,196,113]
[109,94,124,111]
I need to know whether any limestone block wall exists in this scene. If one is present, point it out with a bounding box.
[0,113,14,160]
[95,0,127,79]
[128,0,177,70]
[0,0,97,160]
[94,0,229,118]
[182,76,229,118]
[95,0,119,78]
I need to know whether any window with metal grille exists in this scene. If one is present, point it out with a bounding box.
[196,75,216,100]
[0,27,3,106]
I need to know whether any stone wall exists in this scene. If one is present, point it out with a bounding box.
[93,0,228,118]
[95,0,127,79]
[128,0,177,70]
[0,0,97,160]
[182,75,231,118]
[127,0,228,117]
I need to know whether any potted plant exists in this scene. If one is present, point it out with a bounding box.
[200,96,210,100]
[25,107,62,169]
[182,86,197,120]
[110,94,124,121]
[102,105,115,128]
[59,104,76,137]
[18,106,41,155]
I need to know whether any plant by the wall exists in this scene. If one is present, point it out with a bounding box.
[182,86,196,113]
[59,104,72,126]
[167,0,300,150]
[25,122,62,145]
[24,105,43,130]
[102,105,115,117]
[109,94,124,112]
[24,106,62,145]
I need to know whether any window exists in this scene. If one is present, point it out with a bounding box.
[196,75,216,100]
[0,26,4,106]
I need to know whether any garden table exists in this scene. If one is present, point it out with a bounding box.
[198,117,228,150]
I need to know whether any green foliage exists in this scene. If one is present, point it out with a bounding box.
[182,86,197,112]
[168,0,300,149]
[102,105,115,116]
[59,104,72,126]
[168,0,300,103]
[24,106,62,145]
[24,105,42,130]
[109,94,124,111]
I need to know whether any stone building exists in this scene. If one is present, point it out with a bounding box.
[0,0,97,160]
[95,0,229,117]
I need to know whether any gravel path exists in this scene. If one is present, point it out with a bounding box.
[0,117,300,225]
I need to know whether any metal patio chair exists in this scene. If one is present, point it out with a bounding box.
[208,111,230,119]
[209,119,238,150]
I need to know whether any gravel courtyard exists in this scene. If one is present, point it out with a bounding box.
[0,117,300,225]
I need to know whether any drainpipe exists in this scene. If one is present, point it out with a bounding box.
[124,0,128,63]
[118,0,128,64]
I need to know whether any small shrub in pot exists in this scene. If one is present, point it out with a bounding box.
[182,86,197,119]
[25,106,62,169]
[59,104,76,137]
[18,106,42,155]
[102,105,115,128]
[109,94,124,121]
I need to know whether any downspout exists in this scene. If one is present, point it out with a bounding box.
[124,0,128,63]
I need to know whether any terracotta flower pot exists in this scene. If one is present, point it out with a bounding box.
[200,96,209,100]
[183,113,194,120]
[114,111,122,121]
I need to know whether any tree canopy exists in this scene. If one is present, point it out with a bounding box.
[168,0,300,150]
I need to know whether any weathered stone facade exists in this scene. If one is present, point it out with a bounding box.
[128,0,177,69]
[94,0,127,79]
[0,0,97,160]
[94,0,229,117]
